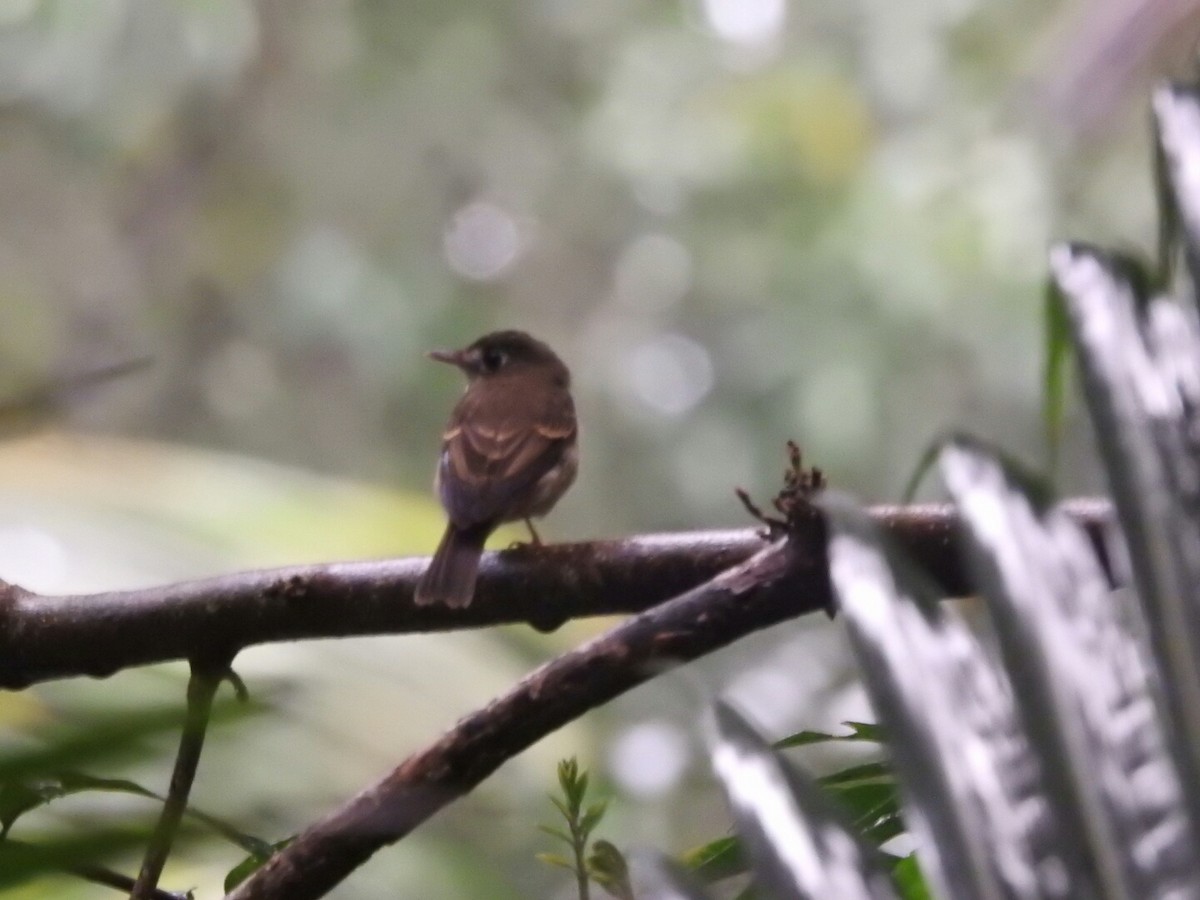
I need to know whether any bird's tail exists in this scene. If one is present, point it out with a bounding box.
[415,523,490,608]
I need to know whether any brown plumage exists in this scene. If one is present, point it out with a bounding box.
[415,331,578,608]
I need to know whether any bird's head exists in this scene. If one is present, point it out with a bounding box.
[427,330,570,386]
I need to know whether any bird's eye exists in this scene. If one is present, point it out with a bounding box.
[481,348,507,372]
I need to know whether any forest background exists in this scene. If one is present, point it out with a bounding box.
[0,0,1194,896]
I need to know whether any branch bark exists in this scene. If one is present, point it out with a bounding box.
[0,500,1113,690]
[225,535,803,900]
[225,497,1114,899]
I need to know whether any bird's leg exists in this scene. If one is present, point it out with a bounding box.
[505,518,544,552]
[524,517,543,546]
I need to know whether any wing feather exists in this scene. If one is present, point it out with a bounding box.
[437,376,575,527]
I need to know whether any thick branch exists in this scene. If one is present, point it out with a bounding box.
[0,500,1112,690]
[225,495,1116,899]
[225,534,805,900]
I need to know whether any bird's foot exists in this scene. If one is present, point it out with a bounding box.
[506,518,544,554]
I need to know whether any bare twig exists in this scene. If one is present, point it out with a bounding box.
[81,860,190,900]
[220,492,1115,900]
[736,440,825,538]
[0,500,1115,690]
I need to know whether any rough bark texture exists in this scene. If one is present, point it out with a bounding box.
[224,497,1114,899]
[0,500,1112,690]
[226,538,802,899]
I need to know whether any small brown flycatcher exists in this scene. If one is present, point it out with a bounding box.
[415,330,578,608]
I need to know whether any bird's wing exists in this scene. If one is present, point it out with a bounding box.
[438,383,575,527]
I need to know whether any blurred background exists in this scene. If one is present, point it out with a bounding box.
[0,0,1196,896]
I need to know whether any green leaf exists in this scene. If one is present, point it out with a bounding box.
[0,699,258,784]
[893,853,932,900]
[863,813,905,846]
[681,834,746,882]
[537,824,574,846]
[571,771,589,813]
[557,758,581,803]
[0,771,272,856]
[0,831,155,890]
[549,795,572,824]
[845,722,886,741]
[554,756,590,817]
[849,786,900,821]
[535,852,575,871]
[1152,121,1180,289]
[773,729,848,749]
[0,781,55,837]
[844,787,903,845]
[0,708,192,781]
[579,800,608,837]
[773,720,885,749]
[557,757,577,785]
[1042,276,1073,478]
[817,761,892,788]
[223,837,295,892]
[838,782,899,825]
[588,840,634,900]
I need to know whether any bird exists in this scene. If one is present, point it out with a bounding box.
[415,330,578,608]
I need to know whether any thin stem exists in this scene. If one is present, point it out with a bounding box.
[130,657,229,899]
[571,818,589,900]
[73,859,189,900]
[0,839,187,900]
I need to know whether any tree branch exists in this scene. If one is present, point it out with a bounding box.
[225,496,1114,899]
[0,500,1113,690]
[225,534,804,900]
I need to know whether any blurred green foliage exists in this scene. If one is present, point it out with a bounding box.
[0,699,261,897]
[0,0,1191,896]
[684,721,913,895]
[0,0,1183,527]
[537,757,631,900]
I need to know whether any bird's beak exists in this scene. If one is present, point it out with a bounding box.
[427,348,465,367]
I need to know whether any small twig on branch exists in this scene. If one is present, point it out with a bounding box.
[737,440,825,538]
[131,654,232,899]
[0,501,1114,690]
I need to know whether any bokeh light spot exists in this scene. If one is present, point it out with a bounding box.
[608,720,690,798]
[442,200,522,282]
[622,333,714,418]
[702,0,785,46]
[0,526,67,591]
